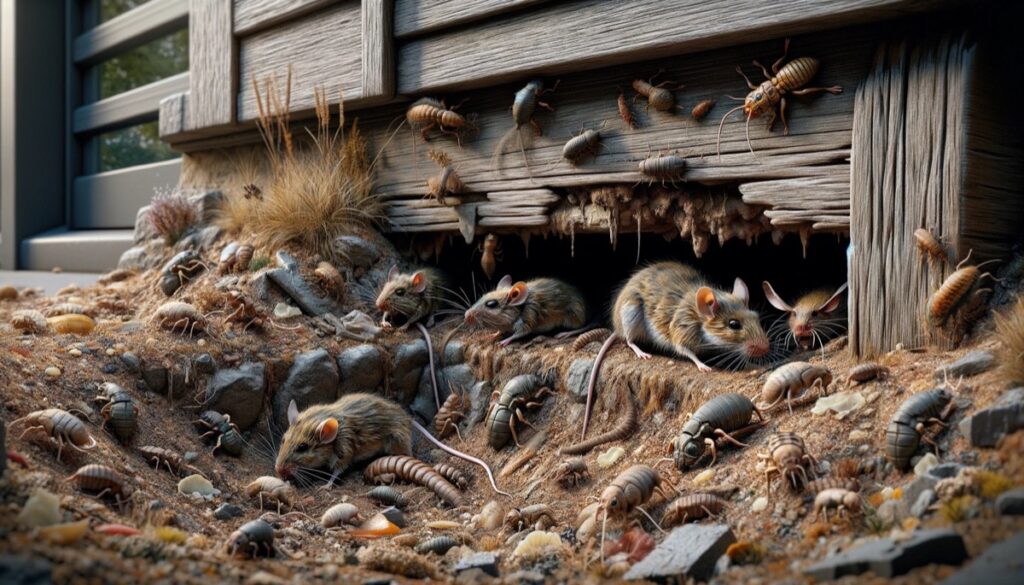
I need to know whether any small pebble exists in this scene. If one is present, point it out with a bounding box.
[751,497,769,513]
[913,453,939,477]
[198,339,207,347]
[693,469,714,485]
[43,366,61,378]
[101,364,118,374]
[213,503,244,521]
[848,430,870,443]
[105,348,116,356]
[68,348,82,357]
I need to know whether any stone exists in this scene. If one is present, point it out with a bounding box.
[187,190,225,224]
[848,430,870,443]
[903,463,964,507]
[274,250,300,272]
[939,530,1024,585]
[444,341,465,365]
[119,352,140,373]
[911,489,936,518]
[466,381,492,428]
[195,225,223,250]
[504,571,545,585]
[214,503,244,521]
[337,345,383,393]
[995,487,1024,516]
[876,499,907,526]
[118,245,149,270]
[624,524,736,582]
[751,497,769,513]
[265,266,340,317]
[273,349,339,431]
[803,528,967,581]
[100,363,118,375]
[565,358,595,404]
[392,340,428,403]
[204,362,266,431]
[414,363,476,422]
[380,506,406,528]
[141,364,169,395]
[934,351,996,381]
[133,205,156,243]
[958,387,1024,448]
[195,353,216,375]
[333,235,380,270]
[913,453,940,477]
[811,391,865,420]
[455,552,499,577]
[0,555,53,585]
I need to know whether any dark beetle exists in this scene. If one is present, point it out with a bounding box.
[885,389,954,470]
[95,382,138,444]
[225,519,275,558]
[196,410,244,457]
[486,374,553,450]
[671,393,765,469]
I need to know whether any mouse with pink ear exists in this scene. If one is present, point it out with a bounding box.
[762,281,847,350]
[375,266,447,329]
[463,275,587,346]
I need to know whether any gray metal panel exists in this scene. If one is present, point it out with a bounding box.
[73,0,188,66]
[73,71,189,134]
[20,227,133,272]
[72,158,181,229]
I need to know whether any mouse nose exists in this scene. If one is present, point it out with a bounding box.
[464,310,476,325]
[794,324,811,336]
[375,300,387,311]
[747,339,769,358]
[276,464,293,480]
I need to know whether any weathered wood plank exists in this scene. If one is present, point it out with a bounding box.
[234,0,338,35]
[188,0,236,129]
[361,0,395,104]
[75,72,190,134]
[394,0,549,39]
[397,0,958,94]
[159,91,188,138]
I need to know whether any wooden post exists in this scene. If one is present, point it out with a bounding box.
[188,0,236,130]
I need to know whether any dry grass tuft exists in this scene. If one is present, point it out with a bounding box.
[834,457,860,479]
[217,72,383,259]
[976,470,1014,500]
[148,190,197,244]
[994,296,1024,385]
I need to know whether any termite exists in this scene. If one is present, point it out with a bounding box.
[760,432,819,494]
[632,71,682,112]
[928,250,999,326]
[426,149,465,204]
[913,228,947,264]
[479,234,501,281]
[504,504,556,532]
[717,39,842,159]
[617,88,638,129]
[691,99,716,121]
[813,488,860,522]
[661,493,727,527]
[321,503,363,528]
[138,446,202,477]
[759,362,833,414]
[595,465,670,563]
[554,457,590,488]
[406,98,474,145]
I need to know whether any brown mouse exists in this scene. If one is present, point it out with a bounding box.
[463,275,587,345]
[375,266,446,329]
[762,281,847,350]
[581,261,770,437]
[275,393,411,488]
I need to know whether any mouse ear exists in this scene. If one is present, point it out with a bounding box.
[817,282,848,313]
[497,275,513,289]
[316,418,339,444]
[507,281,529,306]
[287,400,300,426]
[762,281,793,312]
[387,265,399,282]
[732,278,750,306]
[410,271,429,293]
[696,287,718,320]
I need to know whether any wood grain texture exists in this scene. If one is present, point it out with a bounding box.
[236,1,363,121]
[397,0,957,94]
[361,0,395,104]
[188,0,236,129]
[159,91,188,138]
[394,0,549,39]
[234,0,338,35]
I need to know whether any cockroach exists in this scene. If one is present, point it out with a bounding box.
[415,535,460,555]
[9,409,96,461]
[617,88,638,129]
[761,432,818,494]
[561,394,636,455]
[928,250,999,326]
[246,476,295,513]
[661,493,727,527]
[407,98,473,145]
[364,455,464,507]
[504,504,556,532]
[561,129,602,165]
[314,261,344,298]
[153,301,208,337]
[759,362,833,414]
[671,393,766,470]
[717,38,842,158]
[846,363,889,385]
[885,388,955,470]
[43,303,90,318]
[595,465,669,561]
[218,242,239,274]
[321,502,363,528]
[632,71,681,112]
[356,546,439,579]
[554,457,590,488]
[11,310,49,334]
[494,79,558,177]
[366,485,407,508]
[426,149,464,204]
[434,391,468,440]
[499,430,546,479]
[691,98,716,121]
[234,244,254,272]
[225,519,275,558]
[807,477,860,495]
[486,375,554,449]
[138,446,202,477]
[195,410,244,457]
[914,228,947,264]
[65,464,133,510]
[433,462,469,490]
[638,153,687,186]
[94,382,138,444]
[813,488,860,522]
[159,250,207,296]
[572,327,611,351]
[479,234,501,280]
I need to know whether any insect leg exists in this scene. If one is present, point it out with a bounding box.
[789,86,844,96]
[735,66,758,90]
[753,59,772,80]
[771,38,791,74]
[713,428,751,448]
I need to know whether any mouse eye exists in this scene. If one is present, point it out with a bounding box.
[485,300,498,309]
[755,93,762,100]
[395,288,406,296]
[727,319,742,330]
[296,443,310,453]
[811,310,819,317]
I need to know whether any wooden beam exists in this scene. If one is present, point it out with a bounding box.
[233,0,338,35]
[361,0,395,105]
[188,0,236,129]
[394,0,549,39]
[73,0,188,66]
[74,72,189,134]
[159,90,189,138]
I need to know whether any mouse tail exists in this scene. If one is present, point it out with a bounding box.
[411,418,511,498]
[581,333,620,439]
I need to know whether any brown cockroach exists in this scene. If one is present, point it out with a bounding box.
[225,519,275,558]
[504,504,556,532]
[479,234,501,281]
[218,242,239,274]
[94,382,138,444]
[717,38,842,158]
[11,309,48,334]
[426,149,465,204]
[153,301,208,337]
[617,88,638,129]
[43,303,90,318]
[554,457,590,489]
[366,485,407,508]
[434,391,468,440]
[928,250,999,326]
[813,488,860,522]
[196,410,244,457]
[572,327,611,351]
[561,394,636,456]
[913,228,947,264]
[246,476,296,513]
[638,153,687,186]
[314,261,344,297]
[499,430,547,479]
[691,98,716,121]
[486,375,554,449]
[321,503,363,528]
[9,409,96,461]
[433,462,469,490]
[138,446,202,477]
[661,493,727,527]
[632,71,682,112]
[846,362,889,385]
[596,465,669,561]
[761,432,819,494]
[407,98,473,145]
[807,477,860,495]
[885,388,955,470]
[494,79,558,177]
[561,129,603,165]
[159,250,207,296]
[364,455,464,507]
[65,464,133,510]
[671,393,767,470]
[759,362,833,414]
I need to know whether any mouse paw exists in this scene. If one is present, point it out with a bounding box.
[696,363,712,373]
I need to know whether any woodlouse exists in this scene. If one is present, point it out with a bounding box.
[486,375,553,449]
[847,363,889,385]
[321,503,363,528]
[367,485,407,508]
[928,251,998,326]
[885,388,955,470]
[661,493,727,527]
[42,303,90,318]
[195,410,244,457]
[10,409,96,461]
[415,535,460,555]
[759,362,833,414]
[561,129,602,165]
[11,310,48,334]
[153,301,208,337]
[638,154,686,186]
[671,393,766,469]
[364,455,464,507]
[245,476,295,513]
[95,382,138,444]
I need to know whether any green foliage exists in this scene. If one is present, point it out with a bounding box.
[249,256,272,272]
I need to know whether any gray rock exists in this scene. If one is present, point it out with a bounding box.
[184,451,199,462]
[380,506,405,528]
[266,266,340,316]
[903,462,964,506]
[876,499,907,526]
[392,340,428,403]
[444,341,465,366]
[0,555,53,585]
[455,552,499,577]
[273,349,339,431]
[337,345,383,393]
[274,250,300,272]
[120,352,140,373]
[214,503,244,520]
[911,489,936,518]
[188,190,224,224]
[566,358,595,404]
[935,351,996,380]
[466,381,493,428]
[958,388,1024,448]
[995,487,1024,516]
[101,363,118,375]
[117,245,149,270]
[141,364,169,395]
[803,528,967,581]
[195,225,223,250]
[504,571,545,585]
[333,235,380,270]
[204,362,266,431]
[195,353,217,375]
[939,530,1024,585]
[624,524,736,582]
[133,205,156,243]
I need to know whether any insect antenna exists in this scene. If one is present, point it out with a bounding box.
[716,105,746,160]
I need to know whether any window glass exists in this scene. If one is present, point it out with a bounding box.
[97,121,179,172]
[97,28,188,98]
[100,0,149,23]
